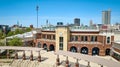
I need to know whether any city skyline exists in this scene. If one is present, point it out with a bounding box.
[0,0,120,27]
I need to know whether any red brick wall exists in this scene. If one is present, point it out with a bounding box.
[35,31,113,56]
[36,40,56,50]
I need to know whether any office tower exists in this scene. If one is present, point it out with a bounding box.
[74,18,80,26]
[89,20,93,26]
[102,9,111,25]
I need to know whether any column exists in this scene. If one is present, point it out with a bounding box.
[87,61,90,67]
[75,59,79,67]
[66,56,69,67]
[14,50,18,59]
[30,51,33,61]
[56,55,60,66]
[88,35,91,42]
[50,35,53,40]
[78,36,81,41]
[46,35,47,39]
[7,50,10,59]
[22,51,26,60]
[38,51,41,62]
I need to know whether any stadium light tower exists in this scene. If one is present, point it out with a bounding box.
[36,0,39,28]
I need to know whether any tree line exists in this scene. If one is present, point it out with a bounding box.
[0,27,32,46]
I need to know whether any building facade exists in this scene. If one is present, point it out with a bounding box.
[74,18,80,26]
[35,25,114,56]
[102,9,111,25]
[111,42,120,61]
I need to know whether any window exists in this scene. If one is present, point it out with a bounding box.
[75,36,78,41]
[59,43,63,50]
[85,36,88,41]
[59,37,63,42]
[95,36,97,41]
[107,37,110,43]
[70,36,74,41]
[91,36,94,41]
[42,34,46,39]
[59,37,63,50]
[81,36,88,41]
[50,35,51,39]
[81,36,84,41]
[91,36,97,42]
[47,35,51,39]
[53,35,55,40]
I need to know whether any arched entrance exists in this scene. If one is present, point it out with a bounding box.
[81,47,88,54]
[92,47,99,55]
[70,46,77,52]
[43,44,47,50]
[38,42,41,48]
[49,44,55,51]
[105,48,110,55]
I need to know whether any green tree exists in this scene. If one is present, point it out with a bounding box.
[0,31,5,39]
[14,29,20,35]
[8,37,23,46]
[7,31,14,37]
[14,29,25,35]
[19,29,24,34]
[0,31,3,39]
[26,27,31,32]
[0,41,4,46]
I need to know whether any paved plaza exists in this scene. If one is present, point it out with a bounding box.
[0,50,119,67]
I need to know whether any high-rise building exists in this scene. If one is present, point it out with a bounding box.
[102,9,111,25]
[89,20,93,26]
[74,18,80,26]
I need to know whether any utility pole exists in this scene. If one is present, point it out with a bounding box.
[36,0,39,28]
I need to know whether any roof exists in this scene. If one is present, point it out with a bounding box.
[6,31,37,39]
[114,41,120,44]
[55,50,120,67]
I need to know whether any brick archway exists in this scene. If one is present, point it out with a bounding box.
[105,48,110,55]
[92,47,99,55]
[70,46,77,53]
[81,47,88,54]
[43,43,47,50]
[49,44,55,51]
[37,42,41,48]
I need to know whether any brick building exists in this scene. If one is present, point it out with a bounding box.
[111,42,120,61]
[35,25,114,56]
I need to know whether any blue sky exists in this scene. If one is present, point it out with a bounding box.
[0,0,120,27]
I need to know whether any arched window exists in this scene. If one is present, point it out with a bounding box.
[70,46,77,52]
[105,49,110,55]
[81,47,88,54]
[38,42,41,48]
[43,43,47,50]
[92,47,99,55]
[107,37,110,43]
[49,44,55,51]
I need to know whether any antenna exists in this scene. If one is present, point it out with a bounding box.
[36,0,39,28]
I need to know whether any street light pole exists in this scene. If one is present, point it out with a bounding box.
[36,4,39,28]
